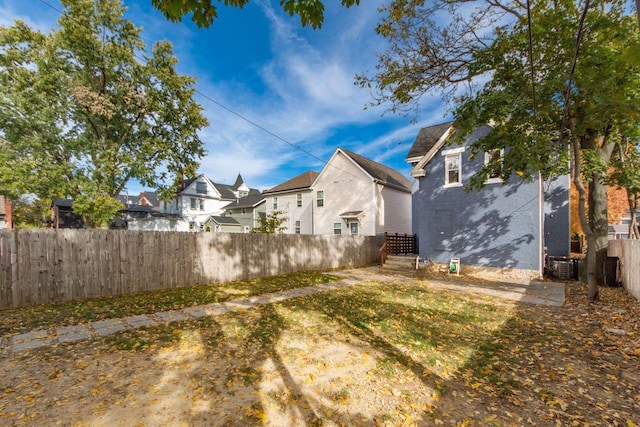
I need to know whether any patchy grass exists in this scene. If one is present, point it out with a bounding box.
[1,274,638,426]
[0,271,338,335]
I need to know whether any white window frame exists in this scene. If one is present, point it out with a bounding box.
[295,220,301,234]
[199,199,205,211]
[333,222,342,235]
[316,190,324,207]
[349,221,359,235]
[190,198,197,210]
[442,147,464,187]
[297,193,302,207]
[273,197,278,210]
[196,181,207,194]
[485,149,504,184]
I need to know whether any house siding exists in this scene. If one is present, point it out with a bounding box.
[412,126,570,278]
[381,185,412,235]
[265,191,314,234]
[313,152,376,236]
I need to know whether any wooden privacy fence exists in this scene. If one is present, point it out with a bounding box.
[608,240,640,301]
[0,229,382,310]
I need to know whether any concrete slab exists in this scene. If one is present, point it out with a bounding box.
[182,306,210,319]
[91,319,128,337]
[56,324,92,343]
[153,310,188,323]
[10,330,51,352]
[122,314,157,329]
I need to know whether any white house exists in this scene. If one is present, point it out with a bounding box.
[263,148,412,236]
[263,171,319,234]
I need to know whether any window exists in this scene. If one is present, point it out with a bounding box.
[349,222,359,235]
[295,221,301,234]
[445,154,461,186]
[190,198,196,209]
[316,190,324,207]
[242,208,247,214]
[333,223,342,235]
[196,182,207,194]
[485,149,504,183]
[244,226,250,233]
[189,221,196,231]
[297,193,302,207]
[199,199,205,211]
[273,197,278,210]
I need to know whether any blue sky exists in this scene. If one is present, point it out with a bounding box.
[0,0,450,193]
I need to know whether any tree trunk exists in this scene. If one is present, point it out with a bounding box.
[628,192,639,239]
[588,176,609,298]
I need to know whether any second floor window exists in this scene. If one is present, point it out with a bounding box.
[273,197,278,210]
[445,153,461,186]
[297,193,302,207]
[316,190,324,207]
[199,199,205,210]
[196,182,207,194]
[485,149,504,182]
[190,198,196,209]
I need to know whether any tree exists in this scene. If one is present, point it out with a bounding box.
[357,0,640,301]
[254,210,287,234]
[10,195,47,228]
[150,0,360,29]
[0,0,208,228]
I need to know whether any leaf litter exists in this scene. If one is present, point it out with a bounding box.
[0,271,638,426]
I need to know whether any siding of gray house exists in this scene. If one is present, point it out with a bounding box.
[411,126,570,274]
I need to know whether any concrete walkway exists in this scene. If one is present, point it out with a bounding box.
[0,267,564,354]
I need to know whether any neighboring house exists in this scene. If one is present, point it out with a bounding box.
[263,148,412,236]
[0,195,12,229]
[407,122,570,281]
[608,206,640,239]
[608,224,629,240]
[221,193,266,233]
[51,199,85,229]
[161,173,260,232]
[118,205,185,231]
[263,171,319,234]
[203,215,242,233]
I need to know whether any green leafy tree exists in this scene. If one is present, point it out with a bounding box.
[151,0,361,29]
[0,0,208,228]
[254,210,287,234]
[10,195,48,228]
[358,0,640,301]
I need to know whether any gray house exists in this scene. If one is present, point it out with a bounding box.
[407,122,570,281]
[222,193,266,232]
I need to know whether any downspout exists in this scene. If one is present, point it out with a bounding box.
[539,173,545,280]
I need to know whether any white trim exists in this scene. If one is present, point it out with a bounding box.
[484,149,504,184]
[410,126,454,178]
[444,152,462,186]
[441,146,466,156]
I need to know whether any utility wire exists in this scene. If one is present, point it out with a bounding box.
[35,0,385,186]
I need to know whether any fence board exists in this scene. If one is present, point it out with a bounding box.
[608,240,640,301]
[0,229,380,309]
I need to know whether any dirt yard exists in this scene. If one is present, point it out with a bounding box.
[0,274,638,426]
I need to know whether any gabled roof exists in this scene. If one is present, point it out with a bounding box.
[263,171,319,195]
[406,122,456,178]
[223,194,266,209]
[338,148,412,193]
[232,173,245,190]
[406,121,454,161]
[208,216,240,225]
[139,191,159,206]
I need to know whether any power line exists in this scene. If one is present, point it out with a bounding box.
[35,0,382,185]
